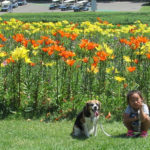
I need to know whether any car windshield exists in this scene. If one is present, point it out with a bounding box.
[4,5,9,7]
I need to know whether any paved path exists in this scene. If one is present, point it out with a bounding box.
[97,1,145,12]
[0,1,147,14]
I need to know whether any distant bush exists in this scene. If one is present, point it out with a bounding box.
[1,12,150,25]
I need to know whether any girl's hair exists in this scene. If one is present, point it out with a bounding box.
[127,90,143,104]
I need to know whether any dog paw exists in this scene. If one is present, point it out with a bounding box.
[85,134,90,138]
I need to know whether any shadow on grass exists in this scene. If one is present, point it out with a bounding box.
[70,133,141,140]
[70,133,89,140]
[142,2,150,6]
[113,133,141,138]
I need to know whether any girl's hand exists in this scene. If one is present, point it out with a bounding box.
[132,116,138,122]
[137,102,143,109]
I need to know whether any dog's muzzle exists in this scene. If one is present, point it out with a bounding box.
[92,105,99,117]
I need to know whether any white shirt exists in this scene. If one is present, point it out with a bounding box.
[125,103,149,115]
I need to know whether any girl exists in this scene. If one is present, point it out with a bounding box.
[123,90,150,137]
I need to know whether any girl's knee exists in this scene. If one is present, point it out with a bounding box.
[123,121,132,130]
[141,117,150,130]
[143,117,150,124]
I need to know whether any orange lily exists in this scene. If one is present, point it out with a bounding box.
[0,34,7,42]
[82,57,89,63]
[127,66,136,72]
[96,51,108,61]
[59,50,76,59]
[0,44,4,47]
[105,112,111,119]
[66,59,76,66]
[146,53,150,59]
[13,33,25,43]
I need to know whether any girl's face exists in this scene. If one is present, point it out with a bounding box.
[129,93,143,110]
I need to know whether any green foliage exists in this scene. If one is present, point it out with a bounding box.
[140,2,150,12]
[1,12,150,25]
[0,13,150,120]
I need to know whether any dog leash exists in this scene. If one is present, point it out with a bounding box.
[99,121,112,137]
[137,109,141,132]
[99,110,141,137]
[132,110,141,137]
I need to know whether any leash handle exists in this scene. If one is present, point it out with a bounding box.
[138,110,141,132]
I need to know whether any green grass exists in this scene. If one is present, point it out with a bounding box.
[140,6,150,12]
[0,119,150,150]
[139,2,150,12]
[1,11,150,25]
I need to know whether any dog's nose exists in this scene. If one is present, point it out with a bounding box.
[94,106,97,110]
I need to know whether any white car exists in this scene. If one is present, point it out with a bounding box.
[1,0,13,11]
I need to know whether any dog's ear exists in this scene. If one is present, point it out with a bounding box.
[83,103,91,117]
[98,101,101,110]
[97,101,101,112]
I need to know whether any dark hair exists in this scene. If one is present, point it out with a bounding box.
[127,90,143,104]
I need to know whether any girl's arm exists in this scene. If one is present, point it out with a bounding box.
[123,113,138,123]
[139,107,149,122]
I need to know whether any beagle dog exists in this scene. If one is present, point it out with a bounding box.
[72,100,101,137]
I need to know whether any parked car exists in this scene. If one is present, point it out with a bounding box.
[1,0,13,12]
[59,0,75,11]
[12,0,18,8]
[73,1,90,12]
[49,3,59,10]
[59,3,70,11]
[17,0,27,6]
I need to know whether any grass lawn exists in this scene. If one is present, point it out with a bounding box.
[0,119,150,150]
[140,2,150,12]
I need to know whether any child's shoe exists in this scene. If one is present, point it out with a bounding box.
[140,131,148,138]
[126,130,134,137]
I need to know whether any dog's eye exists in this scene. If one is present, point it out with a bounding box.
[89,103,94,106]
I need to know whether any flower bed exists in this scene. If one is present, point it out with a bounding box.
[0,18,150,119]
